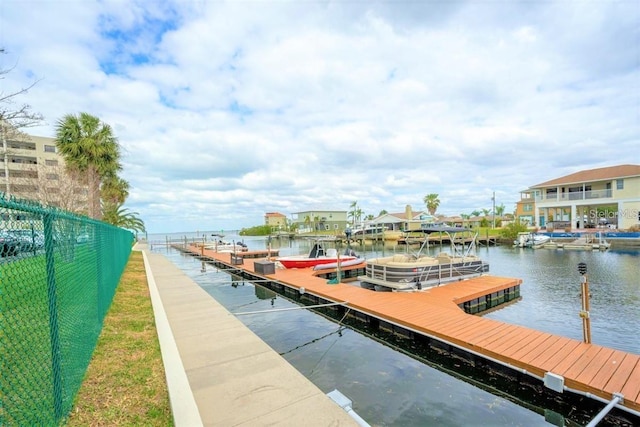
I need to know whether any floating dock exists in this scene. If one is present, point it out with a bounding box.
[176,244,640,424]
[540,234,611,251]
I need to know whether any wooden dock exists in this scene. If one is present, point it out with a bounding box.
[180,244,640,420]
[188,244,279,259]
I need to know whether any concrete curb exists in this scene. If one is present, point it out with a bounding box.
[139,247,203,426]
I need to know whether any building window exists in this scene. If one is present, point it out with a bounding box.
[46,173,59,180]
[45,159,58,166]
[44,145,56,153]
[616,179,624,190]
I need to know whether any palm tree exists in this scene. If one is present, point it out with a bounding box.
[102,202,145,234]
[423,194,440,216]
[348,201,358,226]
[55,113,121,220]
[460,213,470,227]
[101,175,130,205]
[353,207,364,226]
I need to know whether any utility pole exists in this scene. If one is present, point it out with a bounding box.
[492,191,496,229]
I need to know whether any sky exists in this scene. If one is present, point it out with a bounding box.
[1,1,638,233]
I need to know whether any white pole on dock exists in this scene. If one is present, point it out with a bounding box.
[578,262,592,344]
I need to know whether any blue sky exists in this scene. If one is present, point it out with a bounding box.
[1,0,638,233]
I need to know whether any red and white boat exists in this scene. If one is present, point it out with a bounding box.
[277,242,358,269]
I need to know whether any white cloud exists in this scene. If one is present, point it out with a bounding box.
[1,0,637,232]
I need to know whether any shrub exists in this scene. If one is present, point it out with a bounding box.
[500,221,530,240]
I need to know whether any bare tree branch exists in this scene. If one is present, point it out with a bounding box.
[1,48,44,130]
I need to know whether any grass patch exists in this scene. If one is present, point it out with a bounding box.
[65,251,172,426]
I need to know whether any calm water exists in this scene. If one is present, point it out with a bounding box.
[148,232,639,426]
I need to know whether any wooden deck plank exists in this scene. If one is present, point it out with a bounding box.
[603,356,639,395]
[619,361,640,404]
[410,312,468,331]
[486,328,541,356]
[520,335,565,365]
[574,347,616,385]
[590,351,633,391]
[437,316,489,337]
[508,332,556,361]
[543,342,591,374]
[559,346,608,379]
[470,323,521,348]
[536,339,585,371]
[454,318,507,343]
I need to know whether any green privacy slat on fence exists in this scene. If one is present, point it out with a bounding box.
[0,193,133,425]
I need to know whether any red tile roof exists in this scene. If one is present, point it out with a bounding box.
[532,164,640,187]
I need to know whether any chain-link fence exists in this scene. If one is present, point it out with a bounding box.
[0,194,134,425]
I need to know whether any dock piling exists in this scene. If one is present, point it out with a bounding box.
[578,263,592,344]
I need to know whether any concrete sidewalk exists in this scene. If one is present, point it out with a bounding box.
[137,244,360,426]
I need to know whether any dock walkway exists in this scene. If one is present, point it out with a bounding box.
[138,244,359,426]
[187,245,640,418]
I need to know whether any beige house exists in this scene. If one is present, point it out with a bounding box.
[516,164,640,230]
[264,212,287,231]
[371,205,434,232]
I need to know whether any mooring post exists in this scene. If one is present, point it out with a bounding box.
[578,262,591,344]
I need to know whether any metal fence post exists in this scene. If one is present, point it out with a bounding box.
[43,211,63,419]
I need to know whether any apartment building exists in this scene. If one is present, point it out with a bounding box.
[1,130,88,212]
[515,164,640,230]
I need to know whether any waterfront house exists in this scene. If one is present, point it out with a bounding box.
[291,210,348,233]
[515,164,640,230]
[264,212,288,231]
[370,205,434,233]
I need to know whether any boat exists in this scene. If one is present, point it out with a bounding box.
[357,225,489,292]
[277,242,358,269]
[348,223,387,240]
[204,238,248,253]
[513,232,551,248]
[312,256,366,270]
